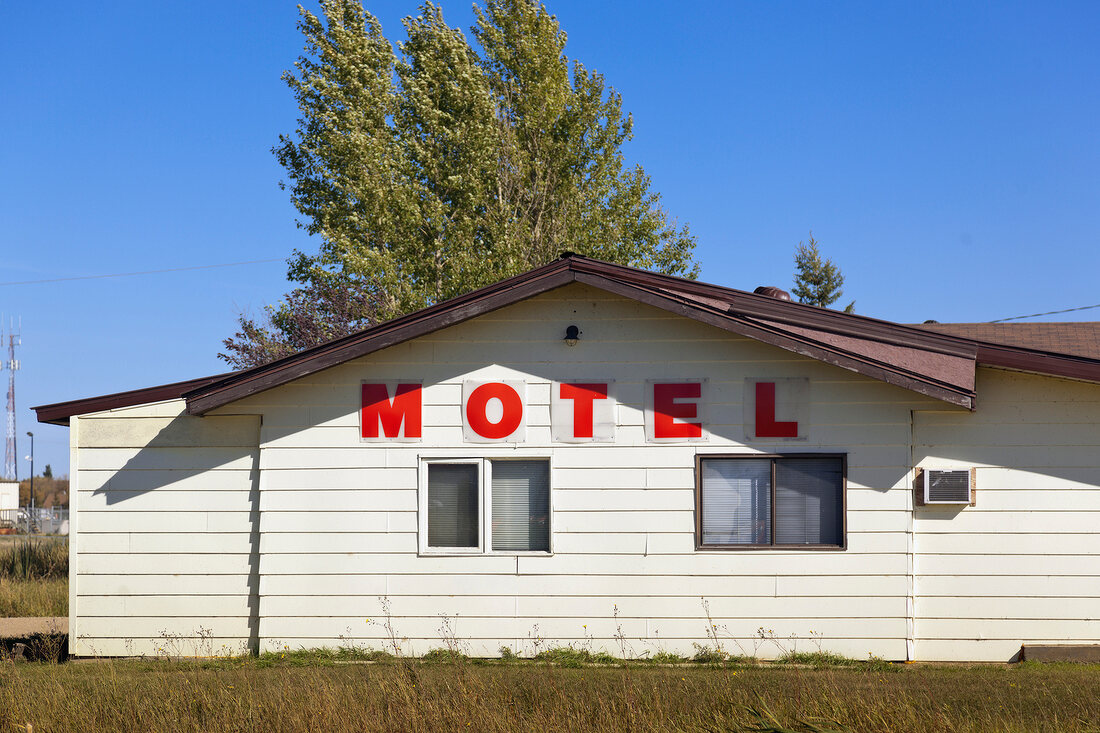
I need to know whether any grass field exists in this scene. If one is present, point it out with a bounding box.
[0,578,67,617]
[2,654,1099,732]
[0,537,68,617]
[0,534,64,546]
[2,536,1097,731]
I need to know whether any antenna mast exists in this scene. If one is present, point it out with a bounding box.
[2,318,20,481]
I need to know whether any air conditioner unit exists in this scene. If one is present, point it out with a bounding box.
[924,469,972,504]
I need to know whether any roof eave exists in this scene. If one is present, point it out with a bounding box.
[570,258,978,359]
[573,271,976,409]
[41,254,1100,424]
[185,265,578,415]
[33,373,234,426]
[976,344,1100,382]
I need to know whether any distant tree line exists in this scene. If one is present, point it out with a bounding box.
[19,472,69,509]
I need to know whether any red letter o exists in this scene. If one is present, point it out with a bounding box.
[466,383,523,439]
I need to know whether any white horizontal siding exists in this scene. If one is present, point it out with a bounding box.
[248,530,899,555]
[72,406,261,657]
[257,573,908,597]
[76,285,1100,662]
[79,469,260,493]
[915,510,1100,533]
[259,489,415,512]
[919,575,1100,598]
[913,368,1100,660]
[916,533,1100,554]
[78,415,260,448]
[915,554,1100,576]
[261,511,416,533]
[77,489,256,512]
[228,286,936,659]
[250,552,908,577]
[256,594,905,619]
[78,595,250,617]
[80,533,253,554]
[258,616,906,644]
[80,616,253,639]
[79,511,255,533]
[916,618,1100,640]
[82,574,256,595]
[79,552,253,575]
[73,637,255,657]
[917,596,1100,620]
[78,447,256,471]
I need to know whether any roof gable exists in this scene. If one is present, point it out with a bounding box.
[182,254,983,413]
[35,254,1100,424]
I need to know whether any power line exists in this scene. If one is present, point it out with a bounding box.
[9,258,1099,324]
[0,258,285,286]
[989,303,1100,323]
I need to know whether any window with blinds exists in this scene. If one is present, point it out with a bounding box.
[491,460,550,552]
[698,455,844,548]
[701,458,771,545]
[421,458,550,553]
[427,463,480,549]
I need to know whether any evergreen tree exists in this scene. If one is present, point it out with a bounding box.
[221,0,697,368]
[792,233,854,312]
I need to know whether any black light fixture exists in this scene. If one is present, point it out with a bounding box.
[564,324,581,347]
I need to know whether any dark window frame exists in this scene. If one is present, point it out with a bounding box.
[694,453,847,551]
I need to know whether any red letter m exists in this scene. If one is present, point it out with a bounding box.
[361,383,422,439]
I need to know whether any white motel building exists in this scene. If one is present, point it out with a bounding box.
[35,254,1100,661]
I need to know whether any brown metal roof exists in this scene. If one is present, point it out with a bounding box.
[914,322,1100,361]
[34,373,235,426]
[568,269,977,407]
[33,254,1100,425]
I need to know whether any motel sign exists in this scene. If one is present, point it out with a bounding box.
[361,379,807,442]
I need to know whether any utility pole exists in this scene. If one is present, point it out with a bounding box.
[26,431,34,512]
[2,319,19,482]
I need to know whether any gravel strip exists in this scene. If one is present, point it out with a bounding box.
[0,617,67,637]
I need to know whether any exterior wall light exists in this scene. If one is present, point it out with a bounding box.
[564,325,581,347]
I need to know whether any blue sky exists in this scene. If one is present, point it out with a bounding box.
[2,1,1098,477]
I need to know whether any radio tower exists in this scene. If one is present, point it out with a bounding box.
[2,319,19,481]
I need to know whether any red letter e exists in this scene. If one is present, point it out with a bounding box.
[653,382,702,439]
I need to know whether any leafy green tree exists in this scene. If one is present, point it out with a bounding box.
[792,233,854,312]
[221,0,697,368]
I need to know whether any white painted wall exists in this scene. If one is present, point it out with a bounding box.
[0,480,18,511]
[69,283,1100,661]
[913,368,1100,661]
[212,283,943,661]
[71,401,260,656]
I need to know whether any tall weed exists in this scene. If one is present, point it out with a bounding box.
[0,578,68,617]
[1,659,1098,732]
[0,539,68,581]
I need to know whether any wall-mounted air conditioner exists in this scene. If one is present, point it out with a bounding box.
[924,469,972,504]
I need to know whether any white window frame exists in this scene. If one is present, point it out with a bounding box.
[418,456,552,556]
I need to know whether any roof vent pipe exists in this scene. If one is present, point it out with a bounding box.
[753,286,792,301]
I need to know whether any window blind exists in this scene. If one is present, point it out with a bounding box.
[491,460,549,551]
[701,458,771,545]
[775,458,842,545]
[427,463,479,548]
